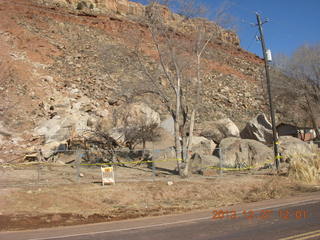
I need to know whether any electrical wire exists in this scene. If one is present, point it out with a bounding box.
[246,30,259,51]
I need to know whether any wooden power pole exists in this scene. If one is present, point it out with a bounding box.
[256,12,280,171]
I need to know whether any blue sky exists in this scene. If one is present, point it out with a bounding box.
[132,0,320,57]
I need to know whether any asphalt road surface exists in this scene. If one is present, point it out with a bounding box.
[1,192,320,240]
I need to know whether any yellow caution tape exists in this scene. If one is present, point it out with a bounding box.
[1,157,274,171]
[1,158,183,168]
[208,166,253,171]
[80,158,182,166]
[1,155,277,172]
[207,158,275,171]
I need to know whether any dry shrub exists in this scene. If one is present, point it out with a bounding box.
[288,153,320,184]
[244,178,288,202]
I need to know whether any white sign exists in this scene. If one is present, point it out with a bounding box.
[101,166,115,185]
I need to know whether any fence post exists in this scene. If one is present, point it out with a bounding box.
[219,147,223,176]
[75,150,81,184]
[152,144,156,180]
[113,151,117,182]
[36,149,41,186]
[152,160,156,180]
[37,163,41,186]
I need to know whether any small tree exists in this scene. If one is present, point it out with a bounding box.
[123,123,159,151]
[67,129,120,164]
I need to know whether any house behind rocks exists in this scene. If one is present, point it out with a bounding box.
[277,123,319,142]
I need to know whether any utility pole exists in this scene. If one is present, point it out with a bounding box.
[256,13,280,171]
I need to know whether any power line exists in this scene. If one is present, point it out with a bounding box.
[231,2,260,16]
[246,30,259,51]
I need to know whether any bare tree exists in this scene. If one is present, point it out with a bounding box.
[67,129,121,164]
[274,43,320,139]
[121,0,233,177]
[123,122,159,151]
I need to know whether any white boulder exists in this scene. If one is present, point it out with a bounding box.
[200,118,240,143]
[240,114,273,145]
[190,136,216,156]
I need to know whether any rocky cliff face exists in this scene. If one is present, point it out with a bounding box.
[42,0,240,46]
[0,0,268,162]
[59,0,147,17]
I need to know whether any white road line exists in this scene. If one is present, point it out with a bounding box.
[23,200,320,240]
[25,216,212,240]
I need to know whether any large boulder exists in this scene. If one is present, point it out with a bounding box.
[34,116,72,143]
[34,113,90,144]
[40,141,68,159]
[189,153,220,174]
[0,121,11,146]
[199,118,240,143]
[96,117,113,132]
[115,102,160,128]
[34,95,105,144]
[219,137,273,168]
[109,103,161,146]
[240,114,273,145]
[152,147,176,161]
[190,136,216,156]
[0,121,12,137]
[32,93,115,160]
[160,115,174,135]
[108,128,125,145]
[278,136,315,161]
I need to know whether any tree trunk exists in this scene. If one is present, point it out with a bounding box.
[179,53,202,177]
[142,139,146,160]
[179,109,196,177]
[305,93,320,139]
[180,54,202,177]
[174,77,183,174]
[174,118,183,172]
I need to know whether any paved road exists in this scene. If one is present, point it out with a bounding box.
[1,192,320,240]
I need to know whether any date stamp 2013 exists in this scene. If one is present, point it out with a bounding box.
[212,209,308,221]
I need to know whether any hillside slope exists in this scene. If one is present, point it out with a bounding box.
[0,0,269,162]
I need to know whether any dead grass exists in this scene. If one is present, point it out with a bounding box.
[0,174,319,231]
[288,152,320,184]
[243,177,291,202]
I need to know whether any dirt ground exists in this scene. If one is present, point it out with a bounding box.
[1,161,320,231]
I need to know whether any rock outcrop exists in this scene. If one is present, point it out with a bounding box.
[115,102,160,128]
[240,114,273,145]
[278,136,315,161]
[190,136,216,156]
[160,115,174,135]
[199,118,240,144]
[49,0,240,47]
[189,153,220,174]
[219,137,273,168]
